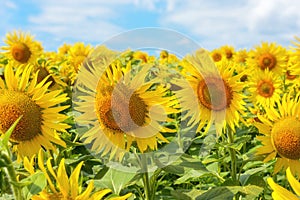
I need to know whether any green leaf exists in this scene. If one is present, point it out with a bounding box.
[244,175,266,188]
[171,189,218,200]
[194,185,263,200]
[0,116,22,150]
[94,168,136,194]
[21,172,47,200]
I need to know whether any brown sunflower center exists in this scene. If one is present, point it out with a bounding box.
[0,90,42,142]
[11,43,32,63]
[257,80,275,98]
[96,86,148,132]
[225,51,233,59]
[212,53,222,62]
[197,77,233,111]
[258,53,277,70]
[272,117,300,160]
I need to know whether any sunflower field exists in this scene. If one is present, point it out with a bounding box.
[0,30,299,200]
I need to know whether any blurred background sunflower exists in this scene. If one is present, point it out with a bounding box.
[247,42,287,76]
[1,31,43,67]
[247,69,282,111]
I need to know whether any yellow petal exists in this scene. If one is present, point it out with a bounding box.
[57,158,70,197]
[287,167,300,196]
[268,178,299,200]
[70,161,84,198]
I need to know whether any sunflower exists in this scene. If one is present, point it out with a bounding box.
[247,42,287,76]
[233,49,248,65]
[175,49,246,135]
[0,64,69,159]
[247,69,282,110]
[132,51,155,63]
[220,45,235,60]
[75,46,178,160]
[159,50,180,65]
[25,150,132,200]
[210,48,223,63]
[68,42,93,72]
[33,58,67,89]
[268,167,300,200]
[1,31,42,66]
[58,43,71,56]
[254,93,300,175]
[285,52,300,86]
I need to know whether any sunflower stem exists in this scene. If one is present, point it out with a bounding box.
[227,128,237,183]
[1,152,23,200]
[141,154,152,200]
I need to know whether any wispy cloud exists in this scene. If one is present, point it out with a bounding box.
[25,0,165,49]
[1,0,300,50]
[160,0,300,49]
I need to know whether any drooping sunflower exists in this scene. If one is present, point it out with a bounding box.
[247,69,282,111]
[1,31,43,66]
[75,46,178,160]
[247,42,287,76]
[285,51,300,87]
[254,93,300,175]
[0,64,69,159]
[33,58,67,89]
[268,167,300,200]
[175,49,246,135]
[25,150,132,200]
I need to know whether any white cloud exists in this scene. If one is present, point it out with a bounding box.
[25,0,166,49]
[3,0,300,51]
[161,0,300,49]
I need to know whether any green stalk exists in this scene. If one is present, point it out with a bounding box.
[227,128,237,183]
[141,154,151,200]
[1,152,23,200]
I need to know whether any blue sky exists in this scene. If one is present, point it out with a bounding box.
[1,0,300,51]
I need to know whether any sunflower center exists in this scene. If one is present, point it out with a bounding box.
[96,87,148,132]
[225,51,233,59]
[0,90,42,142]
[258,53,277,70]
[272,117,300,160]
[212,53,222,62]
[257,80,274,98]
[11,43,32,63]
[197,77,233,111]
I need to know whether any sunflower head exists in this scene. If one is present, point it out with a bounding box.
[197,77,233,111]
[0,90,42,142]
[68,42,93,72]
[210,49,223,62]
[247,42,287,75]
[1,31,43,65]
[271,117,300,160]
[221,45,235,60]
[0,64,69,159]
